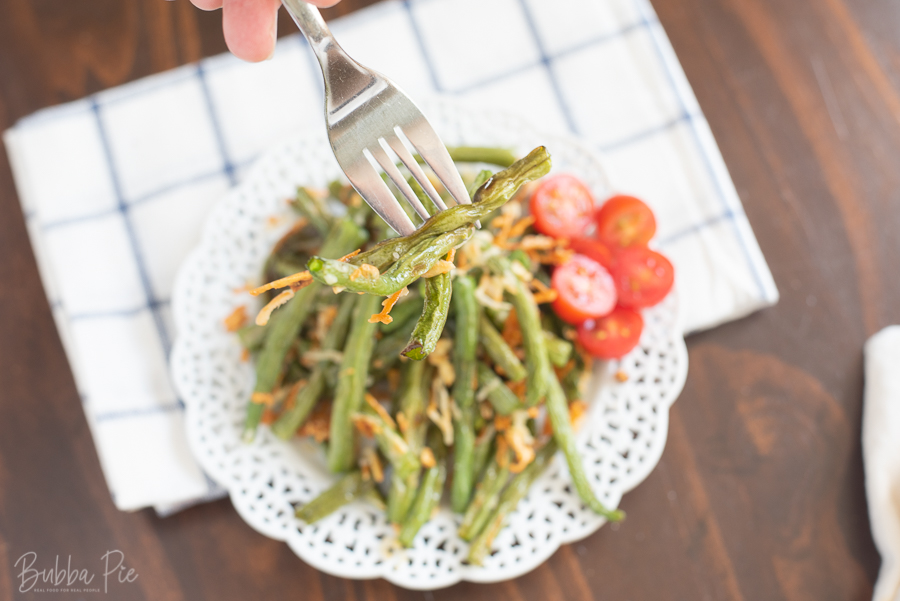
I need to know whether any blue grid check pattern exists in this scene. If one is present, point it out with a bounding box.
[3,0,777,513]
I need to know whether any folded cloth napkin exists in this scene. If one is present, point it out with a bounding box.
[3,0,778,513]
[864,326,900,601]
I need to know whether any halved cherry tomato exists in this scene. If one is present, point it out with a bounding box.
[595,195,656,249]
[551,255,617,325]
[530,174,596,239]
[567,237,617,271]
[611,246,674,308]
[577,307,644,359]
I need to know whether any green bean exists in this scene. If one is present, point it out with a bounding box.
[327,293,382,472]
[506,266,552,407]
[414,146,517,168]
[398,359,430,451]
[387,466,421,526]
[544,330,573,368]
[292,186,333,235]
[345,147,551,272]
[476,363,522,416]
[387,359,429,523]
[467,169,494,199]
[471,424,496,482]
[379,294,424,334]
[458,458,510,541]
[244,219,368,443]
[402,272,452,360]
[295,471,374,524]
[362,486,387,511]
[480,315,526,382]
[450,276,479,512]
[271,293,357,440]
[236,323,267,352]
[545,367,624,522]
[467,442,558,565]
[398,437,447,547]
[307,226,473,295]
[354,407,420,476]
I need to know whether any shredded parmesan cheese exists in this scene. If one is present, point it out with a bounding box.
[255,288,295,326]
[250,392,275,406]
[250,271,311,297]
[369,287,408,324]
[532,289,559,304]
[350,263,380,282]
[224,306,248,332]
[420,447,436,469]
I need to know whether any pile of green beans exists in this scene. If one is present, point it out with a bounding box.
[236,145,623,561]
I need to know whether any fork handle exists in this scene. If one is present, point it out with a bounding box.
[282,0,332,53]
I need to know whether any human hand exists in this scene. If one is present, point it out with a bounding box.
[191,0,341,62]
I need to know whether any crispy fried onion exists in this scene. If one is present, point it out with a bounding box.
[475,273,512,312]
[505,409,536,473]
[364,393,396,430]
[427,379,454,446]
[361,446,385,483]
[427,339,455,387]
[250,248,360,297]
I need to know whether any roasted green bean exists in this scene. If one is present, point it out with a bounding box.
[467,442,558,565]
[307,226,473,295]
[544,330,573,368]
[244,219,367,442]
[451,275,479,512]
[387,359,430,523]
[295,471,374,524]
[402,272,453,360]
[327,293,382,472]
[506,265,552,406]
[471,424,496,482]
[343,147,550,272]
[476,363,522,416]
[544,368,624,522]
[398,436,447,548]
[271,293,357,439]
[480,315,526,382]
[458,457,510,541]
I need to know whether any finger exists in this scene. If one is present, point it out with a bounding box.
[191,0,224,10]
[222,0,282,62]
[305,0,341,7]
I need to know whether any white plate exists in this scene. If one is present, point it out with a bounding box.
[170,101,688,590]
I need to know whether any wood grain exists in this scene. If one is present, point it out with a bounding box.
[0,0,890,598]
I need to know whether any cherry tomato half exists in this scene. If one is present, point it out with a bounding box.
[577,307,644,359]
[595,195,657,249]
[611,246,674,309]
[530,174,596,239]
[567,237,617,271]
[551,255,617,325]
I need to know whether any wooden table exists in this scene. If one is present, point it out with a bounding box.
[0,0,889,598]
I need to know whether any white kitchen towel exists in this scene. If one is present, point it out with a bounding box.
[3,0,778,512]
[864,326,900,601]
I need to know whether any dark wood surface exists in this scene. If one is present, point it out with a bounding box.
[0,0,891,598]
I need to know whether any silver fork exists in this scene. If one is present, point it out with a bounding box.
[282,0,470,236]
